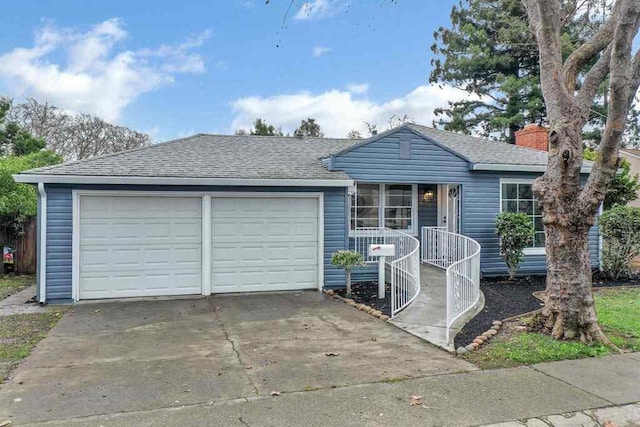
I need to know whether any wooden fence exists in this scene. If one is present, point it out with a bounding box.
[1,217,37,275]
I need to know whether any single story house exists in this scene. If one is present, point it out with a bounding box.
[15,123,598,303]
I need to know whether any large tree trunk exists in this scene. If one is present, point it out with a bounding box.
[531,123,613,344]
[537,224,610,343]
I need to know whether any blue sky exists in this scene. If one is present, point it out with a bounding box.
[0,0,466,140]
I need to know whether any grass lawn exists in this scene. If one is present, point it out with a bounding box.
[0,275,35,300]
[463,288,640,369]
[0,311,63,381]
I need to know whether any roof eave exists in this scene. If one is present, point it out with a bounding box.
[13,174,355,187]
[470,163,592,174]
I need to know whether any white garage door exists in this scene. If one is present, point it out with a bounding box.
[78,196,202,299]
[211,197,319,293]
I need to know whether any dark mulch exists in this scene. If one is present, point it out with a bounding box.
[454,276,546,349]
[336,282,392,316]
[453,271,640,349]
[592,270,640,287]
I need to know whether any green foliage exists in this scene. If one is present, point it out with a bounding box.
[0,98,46,156]
[250,118,284,136]
[598,206,640,278]
[584,148,640,209]
[294,118,324,138]
[495,212,535,279]
[331,250,365,271]
[430,0,612,142]
[0,151,62,225]
[464,288,640,368]
[464,332,609,369]
[1,122,46,156]
[429,0,545,141]
[594,289,640,351]
[331,250,365,294]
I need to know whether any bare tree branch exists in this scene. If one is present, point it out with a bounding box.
[579,0,640,216]
[575,45,612,117]
[563,0,623,92]
[523,0,574,117]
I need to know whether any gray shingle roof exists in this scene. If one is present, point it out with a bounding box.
[23,134,360,180]
[20,124,590,181]
[406,123,552,166]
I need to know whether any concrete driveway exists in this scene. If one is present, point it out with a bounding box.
[0,291,474,425]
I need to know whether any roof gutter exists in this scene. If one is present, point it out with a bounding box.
[13,174,354,187]
[470,163,592,174]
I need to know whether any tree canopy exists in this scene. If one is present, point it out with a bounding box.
[8,98,150,160]
[294,118,324,138]
[429,0,637,144]
[0,150,62,227]
[235,118,285,136]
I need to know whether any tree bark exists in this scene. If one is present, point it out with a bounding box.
[523,0,640,346]
[536,223,611,343]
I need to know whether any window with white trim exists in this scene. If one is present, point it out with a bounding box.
[350,183,417,234]
[500,181,545,249]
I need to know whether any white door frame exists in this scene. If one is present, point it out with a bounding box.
[72,190,324,301]
[436,184,461,233]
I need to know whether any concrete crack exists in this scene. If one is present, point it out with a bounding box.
[238,415,250,427]
[209,300,260,396]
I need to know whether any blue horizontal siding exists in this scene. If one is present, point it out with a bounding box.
[42,184,347,301]
[333,128,599,277]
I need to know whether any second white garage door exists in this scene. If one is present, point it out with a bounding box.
[211,197,320,293]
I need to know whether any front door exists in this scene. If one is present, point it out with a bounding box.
[437,184,460,233]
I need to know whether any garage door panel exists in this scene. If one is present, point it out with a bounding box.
[79,196,202,299]
[211,197,319,293]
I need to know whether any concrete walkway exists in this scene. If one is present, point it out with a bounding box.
[390,264,484,351]
[7,351,639,426]
[0,286,59,316]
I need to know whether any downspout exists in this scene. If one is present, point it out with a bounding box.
[38,183,47,304]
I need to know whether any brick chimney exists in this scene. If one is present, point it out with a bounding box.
[515,124,548,151]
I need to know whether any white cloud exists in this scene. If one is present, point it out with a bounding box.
[312,46,332,57]
[231,85,482,137]
[0,19,211,122]
[347,83,369,94]
[294,0,346,20]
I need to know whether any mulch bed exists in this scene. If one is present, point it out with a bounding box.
[453,271,640,349]
[335,282,392,316]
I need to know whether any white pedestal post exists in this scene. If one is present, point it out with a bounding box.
[378,256,386,299]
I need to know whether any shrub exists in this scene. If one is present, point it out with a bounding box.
[330,250,365,295]
[495,212,535,279]
[598,205,640,279]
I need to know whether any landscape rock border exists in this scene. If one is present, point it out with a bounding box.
[456,320,502,355]
[323,289,390,321]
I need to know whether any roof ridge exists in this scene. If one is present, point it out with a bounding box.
[26,134,207,174]
[197,133,359,141]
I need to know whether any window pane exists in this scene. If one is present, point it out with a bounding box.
[356,184,379,206]
[385,185,412,206]
[357,207,379,220]
[518,200,534,215]
[502,183,518,199]
[518,184,533,199]
[385,217,412,229]
[534,232,546,247]
[502,200,518,212]
[385,207,412,218]
[534,216,544,232]
[357,217,380,228]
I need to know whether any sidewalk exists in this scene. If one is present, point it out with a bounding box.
[16,352,640,426]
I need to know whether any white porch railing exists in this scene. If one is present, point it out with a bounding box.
[353,228,421,317]
[422,226,481,343]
